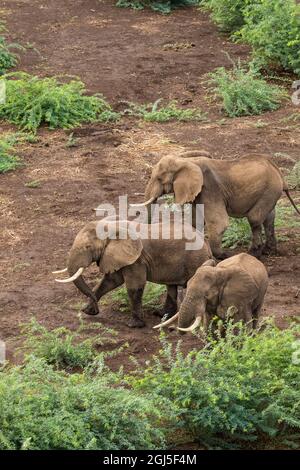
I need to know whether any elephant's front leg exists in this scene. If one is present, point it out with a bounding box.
[160,285,178,320]
[123,264,147,328]
[82,271,124,315]
[263,209,277,255]
[205,215,229,259]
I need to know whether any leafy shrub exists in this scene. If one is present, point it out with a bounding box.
[0,132,36,173]
[0,357,166,450]
[0,73,119,132]
[19,318,118,370]
[117,0,197,14]
[109,282,166,312]
[207,60,287,117]
[125,99,208,122]
[130,321,300,449]
[0,24,20,75]
[203,0,249,32]
[236,0,300,74]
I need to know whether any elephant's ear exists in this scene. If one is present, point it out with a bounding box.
[99,238,143,274]
[173,161,203,204]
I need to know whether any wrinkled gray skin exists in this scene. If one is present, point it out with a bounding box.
[64,219,212,328]
[143,151,300,259]
[178,253,268,331]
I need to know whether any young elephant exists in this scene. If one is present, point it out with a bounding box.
[154,253,268,332]
[134,151,300,259]
[53,219,213,328]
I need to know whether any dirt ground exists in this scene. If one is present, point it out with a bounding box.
[0,0,299,368]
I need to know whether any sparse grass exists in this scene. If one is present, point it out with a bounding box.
[0,132,38,173]
[108,282,166,312]
[25,180,41,189]
[287,162,300,190]
[0,73,119,132]
[18,318,118,371]
[66,132,78,148]
[124,99,208,122]
[207,59,287,117]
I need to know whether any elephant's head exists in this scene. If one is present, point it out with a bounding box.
[131,151,210,215]
[53,220,143,314]
[154,257,258,333]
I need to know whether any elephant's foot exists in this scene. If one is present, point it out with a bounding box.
[262,242,277,256]
[127,317,146,328]
[82,301,99,316]
[249,245,263,259]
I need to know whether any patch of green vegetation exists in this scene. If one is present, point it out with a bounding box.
[116,0,197,14]
[0,24,22,75]
[109,282,166,312]
[287,162,300,190]
[203,0,247,32]
[207,59,287,117]
[25,180,41,189]
[18,318,118,371]
[0,73,119,132]
[124,99,208,122]
[0,132,38,173]
[66,132,78,148]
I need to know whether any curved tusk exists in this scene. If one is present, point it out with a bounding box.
[153,312,179,329]
[55,267,84,283]
[52,268,68,274]
[130,197,156,207]
[177,316,202,332]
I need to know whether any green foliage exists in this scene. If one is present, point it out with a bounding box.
[116,0,198,14]
[235,0,300,74]
[207,60,287,117]
[0,24,21,75]
[203,0,248,32]
[130,321,300,449]
[19,318,118,370]
[109,282,166,312]
[222,217,251,249]
[0,132,35,173]
[125,99,208,122]
[0,73,119,132]
[0,357,166,450]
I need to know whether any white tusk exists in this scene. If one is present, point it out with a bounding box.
[130,197,156,207]
[55,267,84,283]
[153,312,179,329]
[52,268,68,274]
[177,316,202,332]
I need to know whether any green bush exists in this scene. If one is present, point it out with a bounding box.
[0,24,20,75]
[130,321,300,449]
[125,99,208,122]
[109,282,166,312]
[203,0,249,32]
[0,133,20,173]
[236,0,300,74]
[207,60,287,117]
[0,357,166,450]
[0,73,119,132]
[19,318,118,370]
[117,0,197,14]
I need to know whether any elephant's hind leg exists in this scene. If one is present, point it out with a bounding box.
[263,209,277,255]
[82,271,124,315]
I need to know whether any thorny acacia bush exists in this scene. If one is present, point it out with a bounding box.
[0,73,119,132]
[130,320,300,449]
[0,357,167,450]
[207,60,287,117]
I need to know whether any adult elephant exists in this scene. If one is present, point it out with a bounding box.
[154,253,269,333]
[53,219,212,328]
[133,151,300,258]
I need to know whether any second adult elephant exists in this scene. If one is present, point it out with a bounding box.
[135,152,300,258]
[53,219,212,328]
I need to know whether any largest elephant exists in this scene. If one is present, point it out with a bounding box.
[134,151,300,258]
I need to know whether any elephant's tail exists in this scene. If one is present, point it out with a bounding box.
[284,188,300,215]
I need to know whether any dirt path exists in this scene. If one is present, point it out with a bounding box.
[0,0,299,367]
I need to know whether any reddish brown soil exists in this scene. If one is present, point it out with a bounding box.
[0,1,299,369]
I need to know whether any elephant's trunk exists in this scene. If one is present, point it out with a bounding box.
[178,294,206,332]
